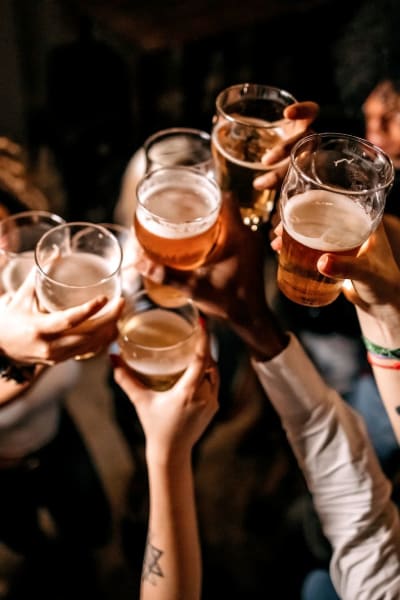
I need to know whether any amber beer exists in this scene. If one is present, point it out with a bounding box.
[211,84,297,230]
[277,190,373,307]
[211,118,284,230]
[135,166,221,270]
[117,290,199,391]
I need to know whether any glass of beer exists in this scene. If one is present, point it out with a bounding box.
[277,132,394,307]
[35,222,123,358]
[0,210,65,294]
[117,288,200,391]
[144,127,214,178]
[100,223,142,297]
[211,83,297,231]
[135,165,222,271]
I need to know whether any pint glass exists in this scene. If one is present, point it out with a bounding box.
[211,83,297,230]
[134,165,222,271]
[277,132,394,307]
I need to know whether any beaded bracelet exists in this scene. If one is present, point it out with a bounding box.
[367,352,400,370]
[362,336,400,359]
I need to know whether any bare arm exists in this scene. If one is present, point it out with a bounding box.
[112,329,219,600]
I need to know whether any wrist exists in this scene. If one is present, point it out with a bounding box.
[228,304,289,361]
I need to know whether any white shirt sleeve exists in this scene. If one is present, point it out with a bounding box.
[251,333,400,600]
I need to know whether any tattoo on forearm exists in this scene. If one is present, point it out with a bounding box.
[142,535,164,585]
[395,406,400,416]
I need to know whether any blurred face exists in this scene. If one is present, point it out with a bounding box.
[363,80,400,168]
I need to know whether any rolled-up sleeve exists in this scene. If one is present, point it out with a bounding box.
[252,333,400,600]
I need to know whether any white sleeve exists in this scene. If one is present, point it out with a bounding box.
[252,333,400,600]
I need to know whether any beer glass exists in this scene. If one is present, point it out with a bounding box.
[135,165,222,271]
[277,132,394,307]
[211,83,297,230]
[117,288,200,391]
[144,127,214,178]
[100,223,142,297]
[35,222,123,358]
[0,210,65,294]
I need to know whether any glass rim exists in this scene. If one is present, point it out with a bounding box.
[118,288,200,351]
[144,127,212,171]
[34,221,123,287]
[289,131,395,195]
[215,82,298,128]
[0,209,66,259]
[136,165,222,226]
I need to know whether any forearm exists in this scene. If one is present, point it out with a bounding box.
[356,305,400,444]
[142,454,201,600]
[252,334,400,599]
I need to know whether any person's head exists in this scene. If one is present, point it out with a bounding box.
[362,80,400,168]
[334,0,400,166]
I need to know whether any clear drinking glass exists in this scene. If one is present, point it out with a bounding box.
[277,132,394,307]
[211,83,298,230]
[117,288,200,391]
[35,222,123,358]
[144,127,214,178]
[0,210,66,294]
[100,223,142,297]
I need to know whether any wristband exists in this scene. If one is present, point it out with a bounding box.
[367,352,400,370]
[362,336,400,359]
[0,355,36,383]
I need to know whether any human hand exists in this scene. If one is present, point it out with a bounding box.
[111,327,219,464]
[253,101,320,192]
[270,214,400,316]
[135,192,288,360]
[316,216,400,316]
[0,268,125,364]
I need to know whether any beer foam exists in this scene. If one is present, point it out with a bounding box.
[137,183,219,239]
[283,189,372,251]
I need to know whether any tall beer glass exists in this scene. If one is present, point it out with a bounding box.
[134,166,221,271]
[211,83,297,231]
[117,289,200,391]
[277,132,394,307]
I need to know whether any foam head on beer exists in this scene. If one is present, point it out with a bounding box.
[135,166,222,270]
[277,132,394,307]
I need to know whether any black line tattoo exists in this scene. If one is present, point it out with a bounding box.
[142,535,164,585]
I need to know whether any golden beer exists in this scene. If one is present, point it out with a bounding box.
[211,85,297,230]
[135,167,221,270]
[118,293,199,391]
[212,119,283,230]
[278,190,372,307]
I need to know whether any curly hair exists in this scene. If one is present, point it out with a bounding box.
[334,0,400,116]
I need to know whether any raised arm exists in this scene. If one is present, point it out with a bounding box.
[112,329,219,600]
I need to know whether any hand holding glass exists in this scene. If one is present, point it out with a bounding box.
[117,289,200,391]
[211,83,297,230]
[35,222,123,357]
[277,132,394,307]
